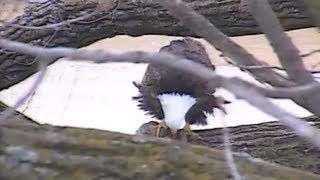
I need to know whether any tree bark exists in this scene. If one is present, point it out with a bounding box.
[0,102,319,179]
[299,0,320,29]
[0,0,314,91]
[136,116,320,176]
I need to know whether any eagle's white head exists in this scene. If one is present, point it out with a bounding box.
[157,93,196,130]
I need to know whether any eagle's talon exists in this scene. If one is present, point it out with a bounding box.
[153,120,167,137]
[183,123,201,139]
[185,131,201,139]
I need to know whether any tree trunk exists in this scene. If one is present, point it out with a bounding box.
[0,0,313,91]
[136,116,320,176]
[0,102,319,179]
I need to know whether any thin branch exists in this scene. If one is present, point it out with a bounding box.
[227,77,320,99]
[21,29,60,113]
[220,53,292,82]
[0,38,320,149]
[244,0,314,84]
[156,0,294,87]
[0,49,15,54]
[227,63,320,74]
[218,51,320,99]
[301,49,320,58]
[220,110,242,180]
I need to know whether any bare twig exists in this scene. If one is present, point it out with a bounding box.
[21,29,60,113]
[0,38,320,148]
[301,49,320,58]
[0,56,48,124]
[221,53,291,82]
[220,110,242,180]
[0,49,15,54]
[227,63,320,74]
[227,77,320,99]
[156,0,294,87]
[244,0,314,84]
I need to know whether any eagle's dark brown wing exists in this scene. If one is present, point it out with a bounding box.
[132,81,164,120]
[185,95,231,125]
[184,96,214,125]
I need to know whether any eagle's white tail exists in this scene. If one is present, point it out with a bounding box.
[157,93,196,130]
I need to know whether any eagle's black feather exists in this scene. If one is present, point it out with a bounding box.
[132,81,164,120]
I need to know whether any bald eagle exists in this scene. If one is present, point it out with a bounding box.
[132,38,229,138]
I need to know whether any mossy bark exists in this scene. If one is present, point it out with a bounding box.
[0,107,319,179]
[0,0,314,91]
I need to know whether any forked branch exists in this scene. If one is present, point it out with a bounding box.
[156,0,320,117]
[244,0,315,84]
[156,0,294,87]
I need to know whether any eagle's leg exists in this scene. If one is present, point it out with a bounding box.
[153,120,167,137]
[170,129,178,139]
[182,123,200,138]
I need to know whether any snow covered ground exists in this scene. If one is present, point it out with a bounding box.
[0,60,313,134]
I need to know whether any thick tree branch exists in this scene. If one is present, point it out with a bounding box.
[137,116,320,175]
[0,37,319,149]
[1,116,319,179]
[300,0,320,29]
[0,1,118,30]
